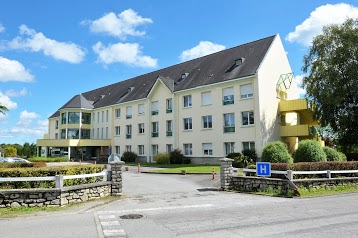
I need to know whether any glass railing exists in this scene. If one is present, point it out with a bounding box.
[166,131,172,136]
[126,134,132,139]
[223,126,235,133]
[152,110,159,115]
[223,99,234,105]
[152,132,159,137]
[166,109,172,113]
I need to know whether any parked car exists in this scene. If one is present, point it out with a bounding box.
[0,157,31,163]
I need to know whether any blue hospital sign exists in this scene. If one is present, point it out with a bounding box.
[256,162,271,177]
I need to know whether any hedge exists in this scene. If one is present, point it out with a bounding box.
[155,153,170,164]
[261,141,293,163]
[28,157,70,162]
[0,165,105,189]
[294,140,327,162]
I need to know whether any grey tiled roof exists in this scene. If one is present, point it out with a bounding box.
[50,35,276,118]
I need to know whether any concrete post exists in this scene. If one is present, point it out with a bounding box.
[327,170,331,179]
[287,170,293,181]
[220,158,234,190]
[110,161,125,196]
[55,175,64,189]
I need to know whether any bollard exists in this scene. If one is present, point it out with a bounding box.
[138,163,141,173]
[212,167,215,180]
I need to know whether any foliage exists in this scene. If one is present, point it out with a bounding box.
[154,153,170,164]
[28,157,70,162]
[0,103,9,115]
[261,141,293,163]
[0,165,104,189]
[183,158,191,164]
[232,155,253,168]
[170,149,184,164]
[338,152,347,161]
[302,18,358,151]
[0,162,34,168]
[226,152,242,159]
[298,183,358,197]
[323,147,343,161]
[121,151,138,162]
[1,143,37,158]
[4,145,17,157]
[242,149,258,162]
[294,140,327,163]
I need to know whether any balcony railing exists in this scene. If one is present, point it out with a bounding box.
[223,99,234,105]
[166,131,172,136]
[166,108,172,113]
[223,126,235,133]
[126,115,132,119]
[152,110,159,115]
[126,134,132,139]
[152,132,159,137]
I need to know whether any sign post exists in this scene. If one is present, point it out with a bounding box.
[256,162,271,177]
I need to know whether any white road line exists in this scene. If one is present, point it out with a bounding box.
[98,215,116,220]
[101,221,120,226]
[97,204,214,214]
[103,229,126,237]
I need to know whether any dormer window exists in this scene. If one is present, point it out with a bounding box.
[181,73,189,80]
[235,58,245,66]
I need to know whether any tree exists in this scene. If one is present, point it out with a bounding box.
[302,18,358,152]
[0,103,8,115]
[4,145,17,157]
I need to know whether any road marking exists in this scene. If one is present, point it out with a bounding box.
[101,221,120,226]
[98,215,116,220]
[103,229,126,237]
[95,212,127,238]
[97,204,214,214]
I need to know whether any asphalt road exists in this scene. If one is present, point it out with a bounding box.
[1,168,358,238]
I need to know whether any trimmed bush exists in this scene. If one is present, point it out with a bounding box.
[235,155,254,168]
[155,153,170,164]
[0,165,104,189]
[227,152,242,159]
[323,147,341,161]
[121,151,138,162]
[170,149,184,164]
[0,162,34,168]
[261,141,293,163]
[294,140,327,163]
[183,158,191,164]
[338,152,347,161]
[28,157,69,162]
[242,149,258,162]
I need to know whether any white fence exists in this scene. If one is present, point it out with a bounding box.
[242,168,358,180]
[0,170,108,189]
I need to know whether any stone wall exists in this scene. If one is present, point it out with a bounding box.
[231,176,291,193]
[189,157,222,165]
[294,177,358,189]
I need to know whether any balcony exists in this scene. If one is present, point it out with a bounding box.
[166,131,172,136]
[152,132,159,137]
[166,109,172,113]
[126,134,132,139]
[223,99,234,105]
[126,115,132,119]
[223,126,235,133]
[152,110,159,115]
[280,125,314,137]
[279,99,319,126]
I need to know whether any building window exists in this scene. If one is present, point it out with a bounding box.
[106,127,108,139]
[102,111,104,123]
[184,143,192,155]
[202,115,212,129]
[115,146,120,154]
[115,126,120,136]
[243,142,255,150]
[183,95,192,108]
[223,87,234,105]
[82,113,91,124]
[138,145,144,155]
[166,144,173,153]
[126,106,132,119]
[166,120,172,136]
[201,91,211,106]
[92,113,95,124]
[68,112,80,124]
[126,125,132,139]
[55,120,59,129]
[224,113,235,133]
[152,101,159,115]
[92,129,94,139]
[106,110,109,122]
[240,84,253,99]
[101,128,104,139]
[97,112,100,123]
[68,129,79,139]
[183,118,192,130]
[224,142,235,155]
[138,123,145,134]
[203,143,213,155]
[125,145,131,152]
[115,108,121,118]
[152,122,159,137]
[61,113,67,124]
[242,111,254,126]
[81,129,91,139]
[97,128,99,139]
[166,98,172,113]
[152,145,158,157]
[138,104,145,115]
[60,129,66,139]
[55,133,58,139]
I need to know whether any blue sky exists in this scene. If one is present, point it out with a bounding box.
[0,0,357,145]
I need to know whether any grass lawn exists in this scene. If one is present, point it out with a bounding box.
[298,183,358,197]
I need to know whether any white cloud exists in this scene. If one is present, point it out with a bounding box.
[0,91,17,110]
[0,57,34,82]
[179,41,226,62]
[286,3,358,46]
[4,25,86,63]
[0,23,4,33]
[295,74,306,96]
[82,9,153,39]
[93,41,157,67]
[5,88,29,97]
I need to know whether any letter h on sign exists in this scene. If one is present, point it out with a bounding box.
[256,162,271,177]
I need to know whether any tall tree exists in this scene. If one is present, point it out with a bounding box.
[302,18,358,151]
[0,103,8,115]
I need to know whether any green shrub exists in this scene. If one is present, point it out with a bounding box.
[121,151,138,162]
[28,157,69,162]
[227,152,242,159]
[294,140,327,163]
[242,149,258,162]
[0,162,34,168]
[183,158,191,164]
[170,149,184,164]
[261,141,293,163]
[323,147,341,161]
[155,153,170,164]
[0,165,104,189]
[338,152,347,161]
[235,155,254,168]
